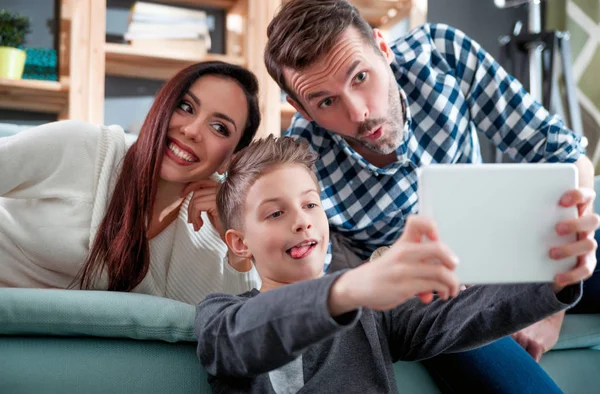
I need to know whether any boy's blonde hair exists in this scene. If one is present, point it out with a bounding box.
[217,135,319,231]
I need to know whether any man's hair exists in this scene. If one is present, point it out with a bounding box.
[265,0,376,101]
[217,135,319,231]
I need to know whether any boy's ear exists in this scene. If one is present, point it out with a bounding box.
[286,96,313,122]
[225,229,252,259]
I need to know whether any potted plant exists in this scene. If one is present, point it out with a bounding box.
[0,10,31,80]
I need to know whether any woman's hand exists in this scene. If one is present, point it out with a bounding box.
[182,180,253,273]
[181,179,223,235]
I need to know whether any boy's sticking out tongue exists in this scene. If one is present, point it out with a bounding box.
[287,241,316,259]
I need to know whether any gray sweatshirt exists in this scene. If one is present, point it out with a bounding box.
[195,271,581,393]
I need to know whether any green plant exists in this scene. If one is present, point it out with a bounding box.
[0,9,31,48]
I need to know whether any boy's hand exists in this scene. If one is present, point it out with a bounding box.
[328,216,460,316]
[550,188,599,293]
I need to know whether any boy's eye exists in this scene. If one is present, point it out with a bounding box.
[318,98,334,109]
[268,211,282,219]
[178,101,193,114]
[305,203,317,209]
[353,71,367,84]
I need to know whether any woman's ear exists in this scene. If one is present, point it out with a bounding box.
[225,229,252,259]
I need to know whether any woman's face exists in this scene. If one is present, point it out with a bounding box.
[160,75,249,184]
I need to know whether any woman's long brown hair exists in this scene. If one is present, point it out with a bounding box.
[76,61,260,291]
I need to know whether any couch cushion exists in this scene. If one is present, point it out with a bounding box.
[554,314,600,350]
[0,288,196,343]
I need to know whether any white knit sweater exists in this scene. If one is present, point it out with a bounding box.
[0,120,260,304]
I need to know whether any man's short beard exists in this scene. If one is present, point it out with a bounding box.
[353,78,404,155]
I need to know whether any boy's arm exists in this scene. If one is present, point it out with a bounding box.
[382,282,582,363]
[195,271,360,377]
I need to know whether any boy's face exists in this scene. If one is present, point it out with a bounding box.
[227,164,329,288]
[283,26,404,155]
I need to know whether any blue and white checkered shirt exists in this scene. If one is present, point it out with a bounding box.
[285,24,584,265]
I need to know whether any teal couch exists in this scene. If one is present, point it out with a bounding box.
[1,172,600,393]
[0,287,598,394]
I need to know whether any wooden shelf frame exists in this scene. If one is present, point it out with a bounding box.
[2,0,424,137]
[105,43,245,80]
[0,79,68,114]
[280,101,296,131]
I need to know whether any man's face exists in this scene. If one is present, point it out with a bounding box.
[230,164,329,288]
[284,27,404,155]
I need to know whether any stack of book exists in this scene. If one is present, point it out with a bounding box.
[124,1,211,58]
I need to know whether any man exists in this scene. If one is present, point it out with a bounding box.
[264,0,598,392]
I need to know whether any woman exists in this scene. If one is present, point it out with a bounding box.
[0,61,260,304]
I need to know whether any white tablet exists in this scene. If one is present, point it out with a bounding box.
[417,163,578,284]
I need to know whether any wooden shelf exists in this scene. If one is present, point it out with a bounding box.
[105,43,246,80]
[0,79,68,114]
[153,0,238,9]
[280,101,296,130]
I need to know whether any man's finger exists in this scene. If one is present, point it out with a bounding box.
[555,256,596,286]
[550,237,597,260]
[556,214,600,235]
[559,188,595,208]
[513,333,528,351]
[526,341,544,362]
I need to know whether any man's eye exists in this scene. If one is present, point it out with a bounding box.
[319,98,334,109]
[354,71,367,83]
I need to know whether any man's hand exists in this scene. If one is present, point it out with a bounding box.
[551,187,599,292]
[328,215,461,316]
[513,185,599,361]
[511,311,564,362]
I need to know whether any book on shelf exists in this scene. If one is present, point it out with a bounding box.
[125,1,212,57]
[126,22,209,37]
[130,2,208,23]
[128,38,208,58]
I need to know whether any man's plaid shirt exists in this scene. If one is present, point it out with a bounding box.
[285,24,584,266]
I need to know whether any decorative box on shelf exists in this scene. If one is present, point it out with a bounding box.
[22,48,57,81]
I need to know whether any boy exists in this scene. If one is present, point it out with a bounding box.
[195,136,585,393]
